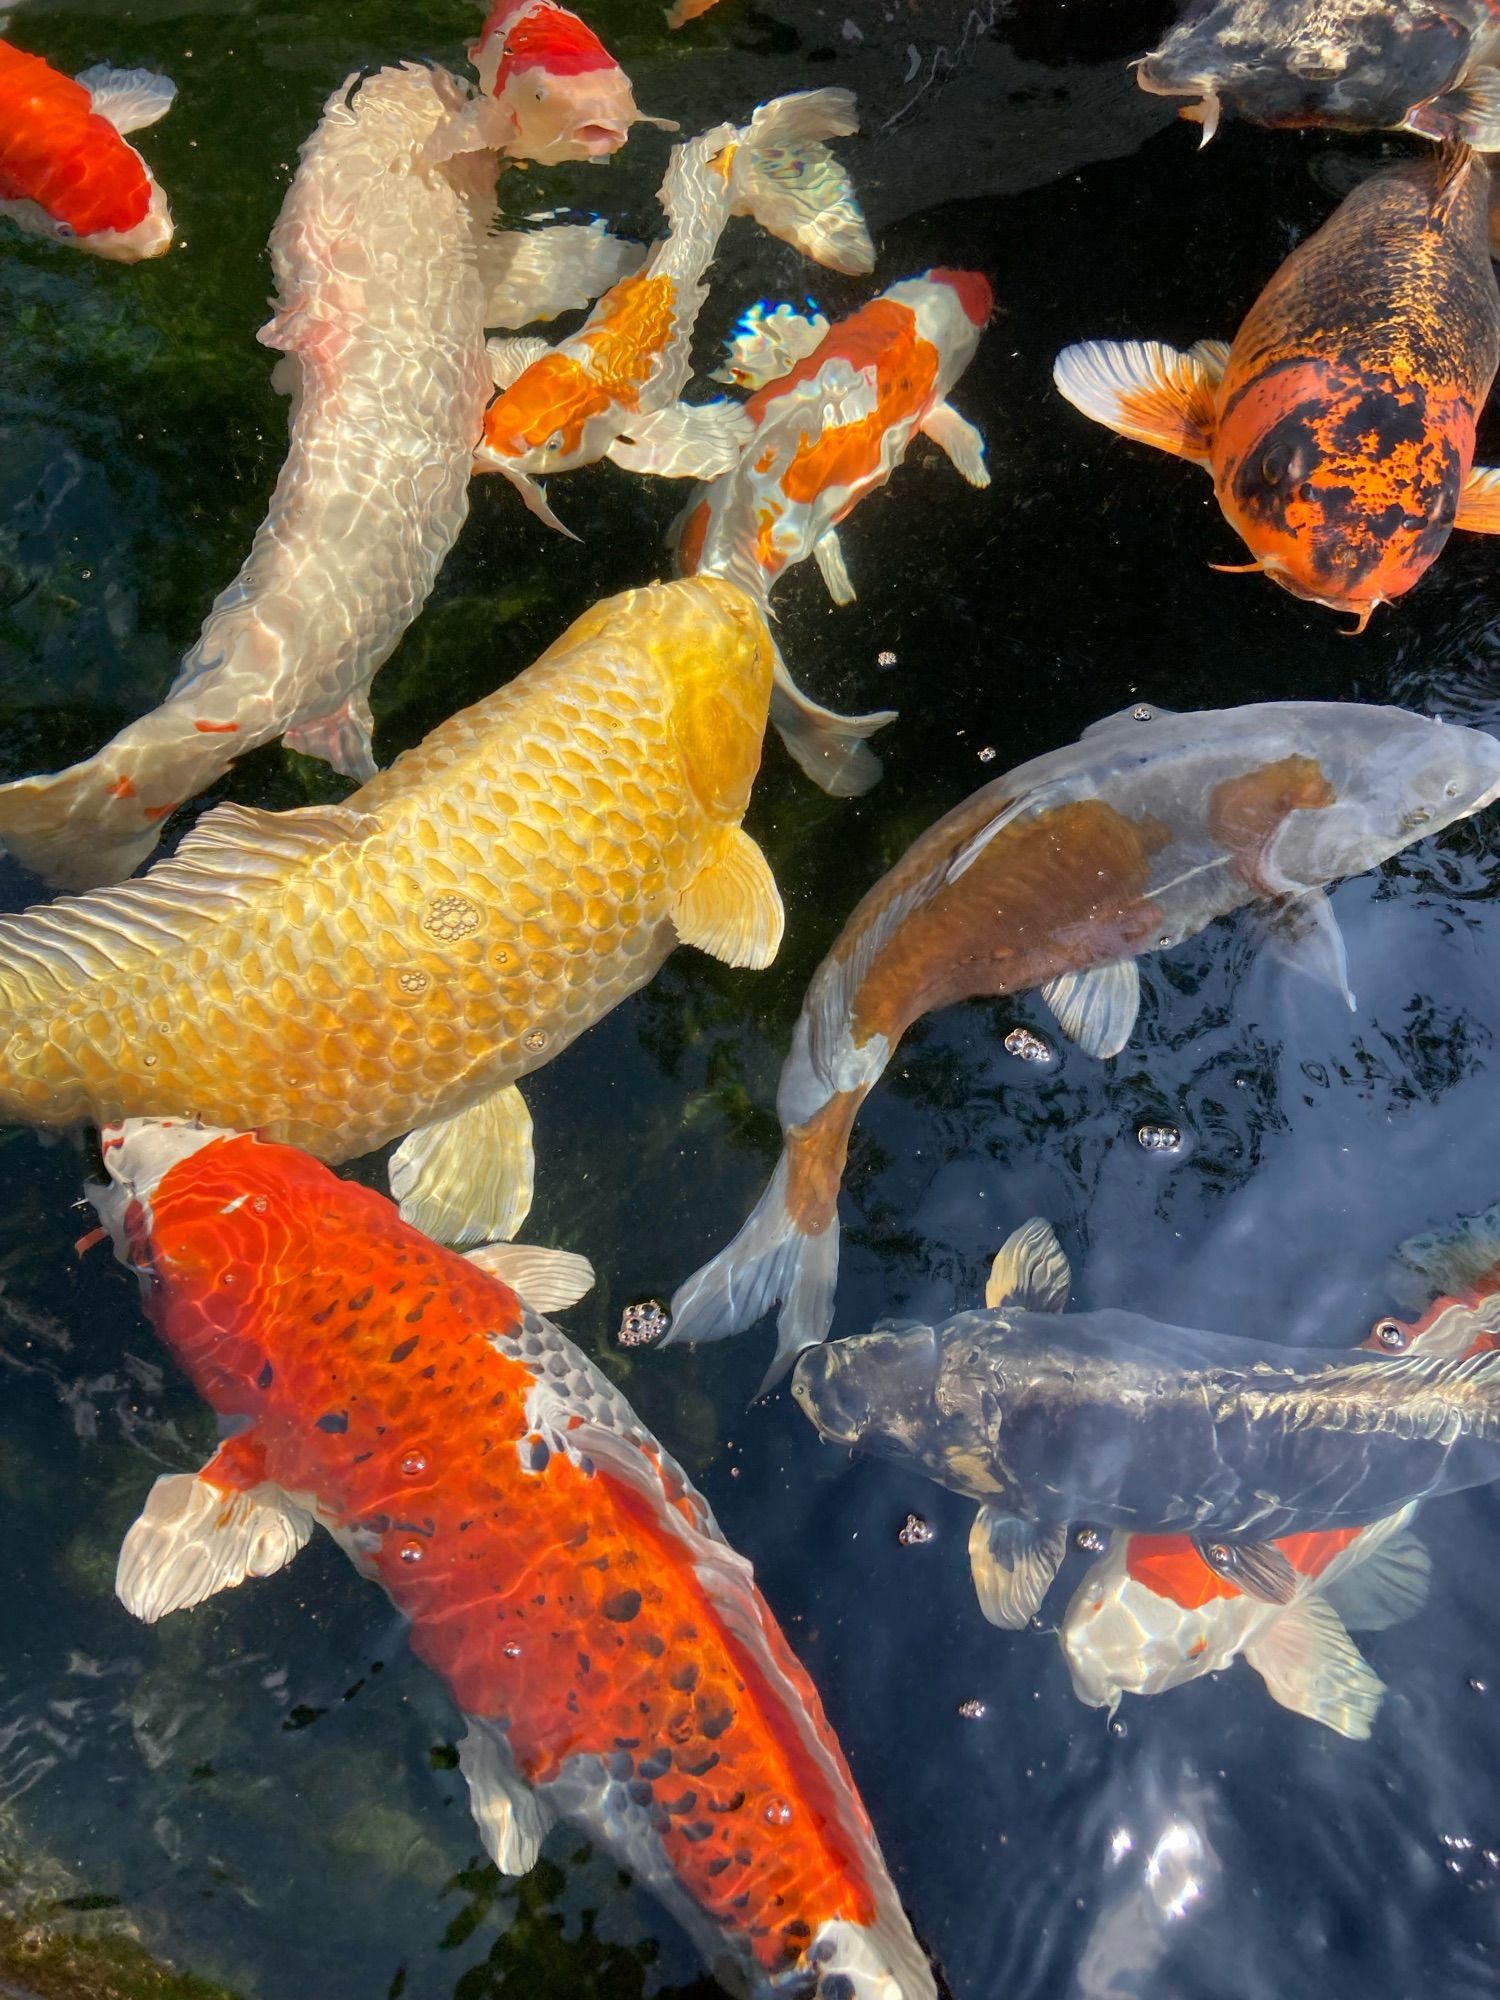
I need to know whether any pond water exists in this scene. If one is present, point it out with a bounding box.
[3,1,1500,1995]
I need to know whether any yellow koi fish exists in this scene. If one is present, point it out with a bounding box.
[0,578,783,1247]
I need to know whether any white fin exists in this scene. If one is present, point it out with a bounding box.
[1253,889,1354,1010]
[1243,1595,1385,1740]
[503,470,581,540]
[458,1719,557,1875]
[968,1506,1067,1629]
[607,401,755,480]
[1324,1529,1430,1634]
[920,401,990,487]
[486,335,551,392]
[671,824,784,969]
[77,64,176,134]
[281,696,376,780]
[463,1243,594,1311]
[1455,463,1500,534]
[480,222,646,330]
[424,92,509,164]
[665,1151,841,1381]
[769,648,894,798]
[985,1218,1071,1312]
[389,1083,535,1247]
[0,800,375,1010]
[732,88,873,275]
[712,301,830,391]
[1053,339,1217,465]
[117,1468,313,1623]
[1040,959,1141,1059]
[1416,69,1500,150]
[812,529,856,606]
[1189,337,1231,380]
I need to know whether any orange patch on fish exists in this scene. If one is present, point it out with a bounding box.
[0,37,153,237]
[482,352,612,460]
[577,273,679,406]
[1206,753,1336,893]
[784,1089,864,1237]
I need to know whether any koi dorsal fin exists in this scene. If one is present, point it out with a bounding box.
[985,1218,1071,1312]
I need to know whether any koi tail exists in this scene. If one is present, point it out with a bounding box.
[771,643,895,798]
[731,88,874,275]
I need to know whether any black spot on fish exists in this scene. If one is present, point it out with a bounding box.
[669,1663,700,1694]
[705,1857,731,1878]
[347,1286,374,1311]
[710,1791,746,1815]
[698,1703,734,1740]
[638,1750,671,1780]
[635,1632,665,1659]
[257,1361,274,1389]
[523,1438,550,1473]
[677,1748,719,1777]
[682,1821,716,1844]
[389,1336,419,1364]
[602,1588,642,1623]
[823,1977,856,2000]
[627,1780,653,1807]
[317,1411,349,1434]
[608,1751,633,1779]
[1328,385,1427,458]
[577,1652,591,1677]
[311,1303,336,1326]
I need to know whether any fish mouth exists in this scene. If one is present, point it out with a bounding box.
[1259,557,1384,632]
[789,1347,866,1444]
[573,120,629,154]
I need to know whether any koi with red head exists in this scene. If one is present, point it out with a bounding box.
[1055,148,1500,629]
[91,1121,935,2000]
[468,0,672,163]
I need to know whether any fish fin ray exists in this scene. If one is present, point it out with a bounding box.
[920,401,990,487]
[712,301,830,391]
[1252,889,1354,1010]
[768,648,894,798]
[1040,959,1141,1059]
[463,1243,594,1310]
[1418,71,1500,150]
[117,1467,313,1623]
[606,401,754,480]
[1324,1528,1430,1634]
[485,334,551,392]
[77,65,176,134]
[281,696,376,779]
[1455,464,1500,534]
[812,529,856,605]
[479,222,645,329]
[671,824,784,969]
[1053,338,1216,464]
[1188,337,1230,381]
[733,89,873,275]
[1193,1535,1298,1604]
[985,1218,1071,1312]
[389,1084,535,1246]
[1244,1596,1384,1739]
[458,1720,556,1874]
[968,1507,1067,1628]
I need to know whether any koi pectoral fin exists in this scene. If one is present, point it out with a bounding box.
[1052,338,1217,464]
[769,650,895,799]
[479,222,646,330]
[458,1721,557,1876]
[920,401,990,488]
[1410,71,1500,153]
[1040,959,1141,1060]
[1243,1597,1384,1740]
[485,334,551,393]
[1251,889,1355,1011]
[1193,1536,1298,1604]
[389,1083,536,1247]
[711,302,831,392]
[1324,1526,1431,1633]
[606,401,755,481]
[812,529,856,606]
[969,1509,1067,1628]
[463,1243,595,1312]
[281,696,376,781]
[985,1218,1071,1312]
[117,1468,314,1623]
[77,64,176,134]
[670,824,784,969]
[1454,464,1500,534]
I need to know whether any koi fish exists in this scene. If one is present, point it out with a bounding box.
[445,0,673,164]
[0,577,785,1249]
[1054,148,1500,630]
[0,62,641,892]
[670,271,991,798]
[790,1214,1500,1627]
[477,90,873,535]
[1367,1199,1500,1357]
[1138,0,1500,149]
[0,38,174,260]
[92,1121,936,2000]
[664,699,1500,1382]
[667,0,724,26]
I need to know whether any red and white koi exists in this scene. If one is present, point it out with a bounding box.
[477,89,872,534]
[93,1121,936,2000]
[0,37,174,260]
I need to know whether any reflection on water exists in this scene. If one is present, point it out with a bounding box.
[4,0,1500,1995]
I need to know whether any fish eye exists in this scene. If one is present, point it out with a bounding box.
[533,83,548,101]
[545,429,566,452]
[1372,1318,1409,1351]
[54,221,75,240]
[1445,778,1463,799]
[1261,445,1293,485]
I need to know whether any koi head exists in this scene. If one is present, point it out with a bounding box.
[70,177,174,261]
[1061,1533,1247,1711]
[472,0,669,164]
[479,354,600,477]
[1136,0,1471,135]
[1212,358,1472,626]
[791,1323,940,1458]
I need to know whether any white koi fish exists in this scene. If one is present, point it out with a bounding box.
[477,89,873,535]
[0,62,640,891]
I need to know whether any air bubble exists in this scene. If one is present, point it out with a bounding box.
[523,1028,548,1053]
[400,1451,428,1478]
[977,746,996,763]
[957,1699,987,1721]
[1004,1026,1051,1063]
[253,1197,268,1214]
[898,1513,932,1547]
[1074,1526,1106,1554]
[398,1540,425,1565]
[1137,1123,1182,1153]
[876,649,897,668]
[1132,706,1153,721]
[763,1797,793,1827]
[619,1300,669,1348]
[503,1641,522,1660]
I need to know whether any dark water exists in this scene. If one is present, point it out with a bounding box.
[4,0,1500,1995]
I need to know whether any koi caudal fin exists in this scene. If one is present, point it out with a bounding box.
[731,88,873,275]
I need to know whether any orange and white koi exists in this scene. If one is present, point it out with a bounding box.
[0,37,174,260]
[477,90,873,535]
[93,1121,936,2000]
[0,63,640,891]
[1054,148,1500,630]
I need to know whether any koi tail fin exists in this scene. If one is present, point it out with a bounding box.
[732,89,874,275]
[771,645,895,798]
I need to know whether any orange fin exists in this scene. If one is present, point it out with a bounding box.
[1456,464,1500,533]
[1053,338,1218,465]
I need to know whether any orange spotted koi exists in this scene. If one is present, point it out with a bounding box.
[93,1121,936,2000]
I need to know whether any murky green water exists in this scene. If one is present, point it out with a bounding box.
[5,1,1500,1995]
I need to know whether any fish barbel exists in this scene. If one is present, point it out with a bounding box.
[0,576,785,1248]
[0,37,175,259]
[0,61,641,892]
[1055,148,1500,628]
[92,1120,935,2000]
[666,699,1500,1382]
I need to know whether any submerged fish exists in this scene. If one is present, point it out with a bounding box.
[1138,0,1500,148]
[0,577,784,1248]
[0,61,642,892]
[1055,149,1500,630]
[93,1121,935,2000]
[1367,1198,1500,1356]
[673,270,992,797]
[665,699,1500,1380]
[0,38,174,260]
[478,90,873,534]
[790,1213,1500,1629]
